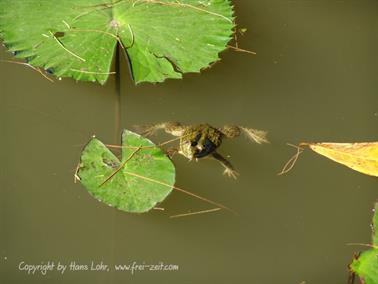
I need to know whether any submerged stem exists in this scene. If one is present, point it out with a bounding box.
[114,45,122,142]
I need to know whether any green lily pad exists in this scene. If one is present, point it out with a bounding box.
[350,249,378,284]
[350,202,378,283]
[0,0,234,84]
[77,129,175,213]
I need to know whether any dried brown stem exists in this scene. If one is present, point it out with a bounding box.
[104,133,191,150]
[346,243,378,249]
[1,60,54,82]
[123,170,237,215]
[278,143,305,175]
[74,0,231,23]
[170,208,222,218]
[153,207,165,211]
[49,31,86,62]
[132,0,232,22]
[74,162,81,183]
[227,45,256,55]
[99,146,142,187]
[70,68,116,75]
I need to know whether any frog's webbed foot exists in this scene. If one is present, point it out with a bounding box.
[166,147,178,159]
[220,125,269,144]
[211,152,239,179]
[223,167,239,179]
[134,123,161,136]
[135,122,184,137]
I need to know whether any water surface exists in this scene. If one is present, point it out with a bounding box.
[1,1,377,283]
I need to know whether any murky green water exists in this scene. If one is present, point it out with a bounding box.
[1,1,377,283]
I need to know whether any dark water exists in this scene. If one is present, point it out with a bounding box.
[1,1,377,283]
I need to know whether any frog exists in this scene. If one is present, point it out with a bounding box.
[136,122,268,179]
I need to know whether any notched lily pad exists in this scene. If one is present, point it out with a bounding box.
[0,0,234,84]
[350,202,378,284]
[77,129,176,213]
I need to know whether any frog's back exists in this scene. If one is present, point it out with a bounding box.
[182,124,222,143]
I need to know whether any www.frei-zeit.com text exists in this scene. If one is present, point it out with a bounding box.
[18,261,179,275]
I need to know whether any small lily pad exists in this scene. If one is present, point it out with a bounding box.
[350,202,378,283]
[77,129,175,213]
[351,249,378,284]
[0,0,234,84]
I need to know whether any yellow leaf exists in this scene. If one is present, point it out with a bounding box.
[305,142,378,177]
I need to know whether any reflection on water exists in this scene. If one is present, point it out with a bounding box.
[1,1,377,283]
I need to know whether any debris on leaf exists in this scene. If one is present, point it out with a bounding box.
[0,0,235,84]
[239,28,247,35]
[349,202,378,284]
[77,129,175,213]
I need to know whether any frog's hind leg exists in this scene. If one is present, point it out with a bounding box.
[211,152,239,179]
[219,125,241,138]
[240,126,269,144]
[135,122,184,137]
[221,125,269,144]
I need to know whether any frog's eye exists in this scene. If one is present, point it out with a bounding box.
[190,133,201,146]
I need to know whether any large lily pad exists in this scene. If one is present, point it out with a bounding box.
[350,202,378,283]
[0,0,234,84]
[77,129,175,213]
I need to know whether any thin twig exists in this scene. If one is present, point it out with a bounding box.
[233,21,238,49]
[77,136,236,215]
[346,243,378,249]
[74,162,81,183]
[70,28,120,40]
[105,143,135,149]
[278,143,304,175]
[158,135,187,147]
[132,0,232,22]
[170,208,222,218]
[75,0,123,9]
[227,45,256,55]
[70,68,116,75]
[114,44,122,143]
[1,60,54,82]
[99,146,142,187]
[62,20,71,29]
[73,4,121,22]
[104,134,190,150]
[79,0,231,23]
[124,24,135,48]
[153,207,165,211]
[123,170,237,215]
[49,31,86,62]
[63,23,131,62]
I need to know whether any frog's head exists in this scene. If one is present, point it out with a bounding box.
[180,132,217,160]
